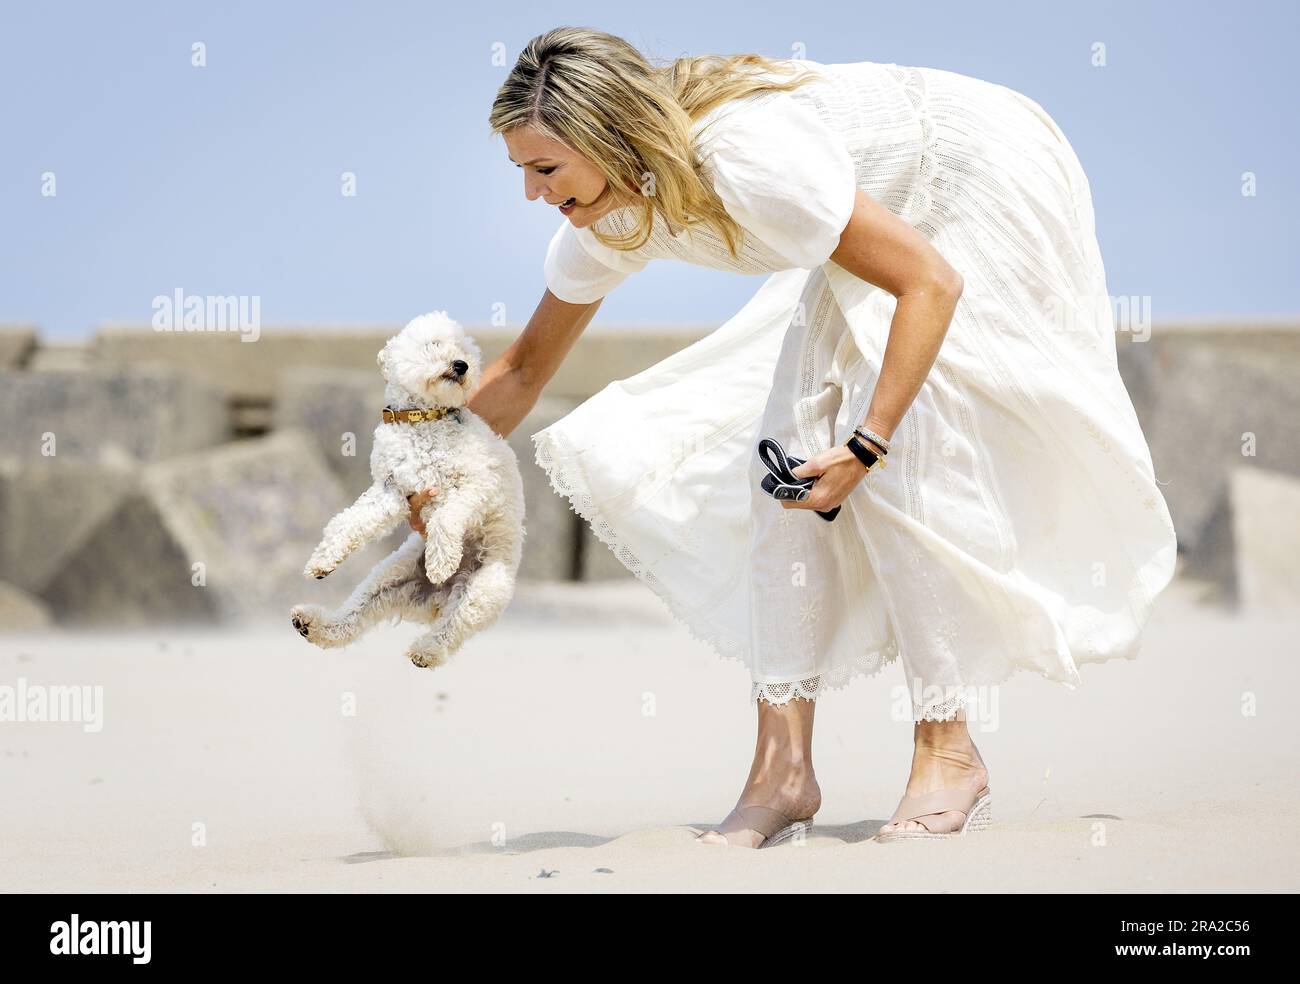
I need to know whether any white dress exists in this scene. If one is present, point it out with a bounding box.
[530,59,1178,721]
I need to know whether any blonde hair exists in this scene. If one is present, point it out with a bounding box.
[488,26,825,258]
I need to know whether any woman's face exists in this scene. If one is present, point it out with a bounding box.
[504,124,621,228]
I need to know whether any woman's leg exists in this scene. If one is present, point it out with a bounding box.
[696,695,822,847]
[876,706,989,835]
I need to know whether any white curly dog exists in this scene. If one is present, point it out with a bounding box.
[290,311,525,669]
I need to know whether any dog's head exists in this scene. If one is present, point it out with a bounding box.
[377,311,482,409]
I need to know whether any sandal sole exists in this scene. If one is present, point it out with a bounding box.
[759,817,815,849]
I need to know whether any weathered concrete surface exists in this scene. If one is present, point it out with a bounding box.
[0,326,37,369]
[39,429,407,626]
[1140,330,1300,561]
[92,324,710,402]
[0,450,140,596]
[0,580,52,630]
[1230,466,1300,611]
[0,366,228,462]
[6,319,1295,606]
[94,325,391,403]
[512,396,583,581]
[272,367,385,495]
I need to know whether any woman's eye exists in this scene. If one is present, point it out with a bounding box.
[537,167,555,175]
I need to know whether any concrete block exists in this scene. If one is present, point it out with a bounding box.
[0,326,37,369]
[272,367,385,495]
[0,366,228,462]
[0,450,140,595]
[1142,334,1300,557]
[514,397,583,581]
[91,324,711,403]
[26,339,90,372]
[0,581,53,631]
[39,429,407,626]
[93,325,392,403]
[1230,466,1300,611]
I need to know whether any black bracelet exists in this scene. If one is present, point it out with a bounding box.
[845,434,882,471]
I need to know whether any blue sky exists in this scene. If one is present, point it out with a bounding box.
[1,0,1296,337]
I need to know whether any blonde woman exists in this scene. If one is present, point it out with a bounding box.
[406,27,1177,847]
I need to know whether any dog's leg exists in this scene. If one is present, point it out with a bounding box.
[406,513,522,669]
[304,478,408,580]
[420,491,482,585]
[291,531,426,647]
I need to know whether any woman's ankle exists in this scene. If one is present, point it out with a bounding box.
[913,717,974,750]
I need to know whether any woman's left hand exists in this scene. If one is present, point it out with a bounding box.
[783,446,873,513]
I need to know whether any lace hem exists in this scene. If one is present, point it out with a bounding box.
[750,640,899,705]
[751,658,988,721]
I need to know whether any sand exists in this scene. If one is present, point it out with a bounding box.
[0,570,1296,893]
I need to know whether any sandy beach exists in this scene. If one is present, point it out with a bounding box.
[1,568,1296,893]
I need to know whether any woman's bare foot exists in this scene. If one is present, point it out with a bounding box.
[877,714,989,836]
[696,696,822,848]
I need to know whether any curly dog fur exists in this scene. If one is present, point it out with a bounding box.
[290,311,525,668]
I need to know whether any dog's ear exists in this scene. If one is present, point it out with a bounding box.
[376,346,390,380]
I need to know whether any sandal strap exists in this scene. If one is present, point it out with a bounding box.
[888,786,989,825]
[757,438,809,488]
[714,804,807,841]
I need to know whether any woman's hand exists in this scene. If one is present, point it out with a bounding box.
[406,487,439,536]
[783,447,873,513]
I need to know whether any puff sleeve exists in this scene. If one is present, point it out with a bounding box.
[702,90,858,270]
[543,218,650,304]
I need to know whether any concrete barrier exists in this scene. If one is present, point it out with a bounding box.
[1229,466,1300,611]
[0,366,228,462]
[40,429,407,626]
[0,326,37,369]
[1141,328,1300,561]
[512,396,584,581]
[0,450,140,596]
[272,367,385,494]
[91,323,711,402]
[7,319,1296,614]
[0,581,53,631]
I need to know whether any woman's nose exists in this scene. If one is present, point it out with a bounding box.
[523,174,550,202]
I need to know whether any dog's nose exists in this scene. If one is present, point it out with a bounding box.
[451,360,468,376]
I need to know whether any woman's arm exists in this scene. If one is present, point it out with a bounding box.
[829,187,963,447]
[784,188,963,514]
[407,287,604,533]
[468,287,605,438]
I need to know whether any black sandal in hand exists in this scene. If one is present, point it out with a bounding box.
[756,437,841,522]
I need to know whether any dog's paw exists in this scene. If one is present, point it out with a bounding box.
[406,646,449,670]
[290,604,331,646]
[303,559,336,580]
[423,547,461,586]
